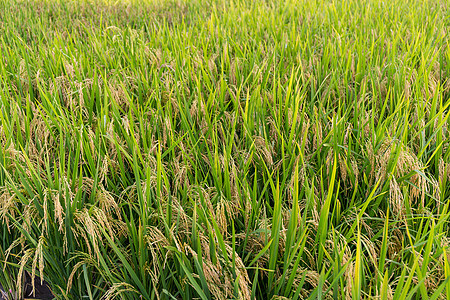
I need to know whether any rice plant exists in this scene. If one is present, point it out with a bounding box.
[0,0,450,299]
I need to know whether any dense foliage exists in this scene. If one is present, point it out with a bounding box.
[0,0,450,299]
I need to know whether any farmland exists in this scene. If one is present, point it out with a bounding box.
[0,0,450,299]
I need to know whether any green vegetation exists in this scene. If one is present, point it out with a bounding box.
[0,0,450,298]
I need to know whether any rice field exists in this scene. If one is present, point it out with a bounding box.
[0,0,450,299]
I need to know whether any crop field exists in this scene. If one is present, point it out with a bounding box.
[0,0,450,299]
